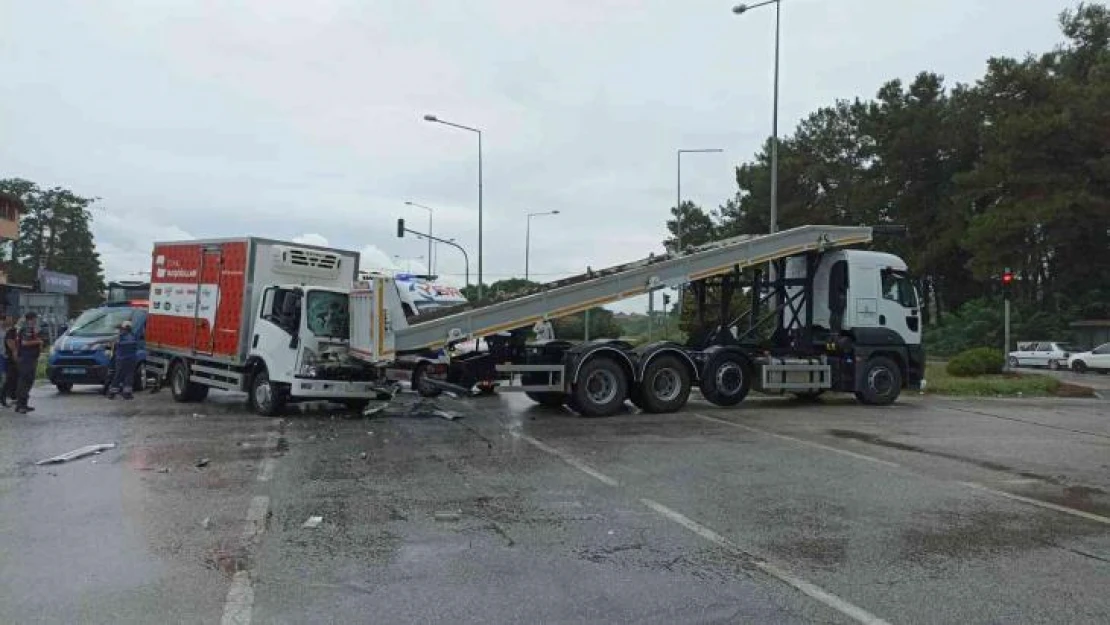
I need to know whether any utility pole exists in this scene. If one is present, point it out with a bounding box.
[1002,268,1013,370]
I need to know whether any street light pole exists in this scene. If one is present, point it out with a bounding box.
[424,114,483,299]
[525,210,560,281]
[404,201,434,274]
[733,0,781,233]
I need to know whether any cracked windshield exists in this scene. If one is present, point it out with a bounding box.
[2,2,1108,624]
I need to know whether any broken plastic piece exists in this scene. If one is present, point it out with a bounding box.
[434,510,462,522]
[36,443,116,465]
[195,458,210,468]
[302,516,323,528]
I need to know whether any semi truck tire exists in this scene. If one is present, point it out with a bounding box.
[699,352,751,407]
[412,363,443,398]
[249,368,286,416]
[855,356,902,406]
[571,356,628,417]
[525,392,567,407]
[169,360,209,403]
[638,354,691,413]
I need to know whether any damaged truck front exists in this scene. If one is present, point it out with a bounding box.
[145,237,394,415]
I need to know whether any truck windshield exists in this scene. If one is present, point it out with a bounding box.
[306,290,349,339]
[881,269,918,308]
[69,308,135,337]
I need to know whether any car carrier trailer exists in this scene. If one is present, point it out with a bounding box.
[350,224,924,417]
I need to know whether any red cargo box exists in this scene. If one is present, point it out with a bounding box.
[147,240,250,362]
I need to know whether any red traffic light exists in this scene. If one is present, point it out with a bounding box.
[1002,270,1013,285]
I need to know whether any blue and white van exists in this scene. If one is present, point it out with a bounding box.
[46,303,148,393]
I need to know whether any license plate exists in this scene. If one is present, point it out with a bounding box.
[62,367,86,375]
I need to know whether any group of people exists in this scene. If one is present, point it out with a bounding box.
[2,311,45,413]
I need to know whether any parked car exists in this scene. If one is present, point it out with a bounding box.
[1067,342,1110,374]
[1007,341,1077,370]
[46,303,148,393]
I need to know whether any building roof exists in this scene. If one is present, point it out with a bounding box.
[1070,319,1110,328]
[0,192,26,213]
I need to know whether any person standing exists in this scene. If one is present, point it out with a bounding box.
[106,320,138,400]
[0,320,14,408]
[15,311,43,413]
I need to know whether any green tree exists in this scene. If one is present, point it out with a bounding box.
[0,178,105,311]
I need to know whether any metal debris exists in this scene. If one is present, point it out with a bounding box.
[156,467,171,473]
[201,516,211,529]
[434,510,462,522]
[195,457,210,468]
[36,443,117,465]
[359,452,368,460]
[302,515,323,528]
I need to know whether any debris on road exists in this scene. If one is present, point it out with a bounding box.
[36,443,117,465]
[302,515,323,528]
[201,516,211,529]
[434,510,462,522]
[195,457,210,468]
[359,452,368,460]
[156,467,171,473]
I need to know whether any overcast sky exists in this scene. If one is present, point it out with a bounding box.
[1,0,1077,311]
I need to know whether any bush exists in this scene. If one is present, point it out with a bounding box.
[946,347,1005,377]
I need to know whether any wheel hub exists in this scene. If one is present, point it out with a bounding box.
[254,379,272,408]
[585,369,618,405]
[651,368,681,402]
[868,367,894,396]
[715,362,743,395]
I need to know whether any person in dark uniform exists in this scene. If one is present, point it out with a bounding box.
[15,311,44,413]
[107,320,138,400]
[2,320,17,407]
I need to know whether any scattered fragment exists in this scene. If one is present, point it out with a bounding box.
[302,515,323,529]
[201,516,211,529]
[432,409,461,421]
[359,452,368,460]
[156,467,171,473]
[362,404,388,418]
[195,458,210,468]
[434,510,462,522]
[607,530,615,535]
[36,443,117,465]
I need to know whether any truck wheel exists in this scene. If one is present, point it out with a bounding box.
[699,352,751,407]
[638,354,691,413]
[525,392,566,407]
[169,360,191,402]
[412,363,442,398]
[571,357,628,417]
[249,368,286,416]
[855,356,902,406]
[133,362,146,393]
[55,382,73,394]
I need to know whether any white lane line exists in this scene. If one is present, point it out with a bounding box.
[692,413,901,468]
[640,498,891,625]
[513,432,620,486]
[220,571,254,625]
[693,413,1110,527]
[959,481,1110,526]
[515,432,890,625]
[257,458,276,482]
[240,495,270,542]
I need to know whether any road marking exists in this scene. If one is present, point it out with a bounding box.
[693,413,1110,527]
[257,458,275,482]
[240,495,270,541]
[692,413,901,468]
[515,431,890,625]
[513,432,620,486]
[959,481,1110,526]
[220,571,254,625]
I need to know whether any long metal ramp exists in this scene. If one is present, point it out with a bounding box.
[393,225,873,353]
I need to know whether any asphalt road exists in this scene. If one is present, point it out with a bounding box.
[1015,366,1110,394]
[1,385,1108,624]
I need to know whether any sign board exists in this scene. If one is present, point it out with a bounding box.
[38,270,79,295]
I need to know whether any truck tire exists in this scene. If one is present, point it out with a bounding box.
[249,368,286,416]
[571,357,628,417]
[638,354,691,413]
[169,360,209,403]
[699,352,751,407]
[855,356,902,406]
[412,362,443,398]
[525,392,567,407]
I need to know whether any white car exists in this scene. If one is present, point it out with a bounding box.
[1008,341,1077,370]
[1067,342,1110,374]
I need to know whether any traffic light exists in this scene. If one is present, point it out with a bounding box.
[396,218,405,238]
[1001,268,1013,299]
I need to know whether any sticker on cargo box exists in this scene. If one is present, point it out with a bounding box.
[150,282,219,325]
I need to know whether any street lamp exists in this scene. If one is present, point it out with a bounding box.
[423,113,484,299]
[525,210,560,281]
[404,201,435,273]
[676,148,725,252]
[733,0,781,234]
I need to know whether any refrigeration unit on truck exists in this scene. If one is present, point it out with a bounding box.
[144,237,385,415]
[349,224,924,416]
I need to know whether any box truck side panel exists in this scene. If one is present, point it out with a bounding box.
[147,240,250,361]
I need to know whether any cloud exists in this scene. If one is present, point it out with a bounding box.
[291,233,330,247]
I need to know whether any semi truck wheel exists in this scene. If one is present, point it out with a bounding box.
[699,352,751,407]
[855,356,902,406]
[571,357,628,417]
[169,360,209,402]
[412,363,443,398]
[249,368,286,416]
[525,392,567,407]
[638,354,691,413]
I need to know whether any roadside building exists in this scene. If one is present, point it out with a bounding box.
[0,192,25,324]
[1070,319,1110,350]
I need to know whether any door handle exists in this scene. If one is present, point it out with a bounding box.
[879,314,886,325]
[252,334,259,348]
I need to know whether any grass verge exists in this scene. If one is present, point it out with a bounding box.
[924,362,1070,397]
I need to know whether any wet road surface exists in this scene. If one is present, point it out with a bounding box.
[2,385,1108,624]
